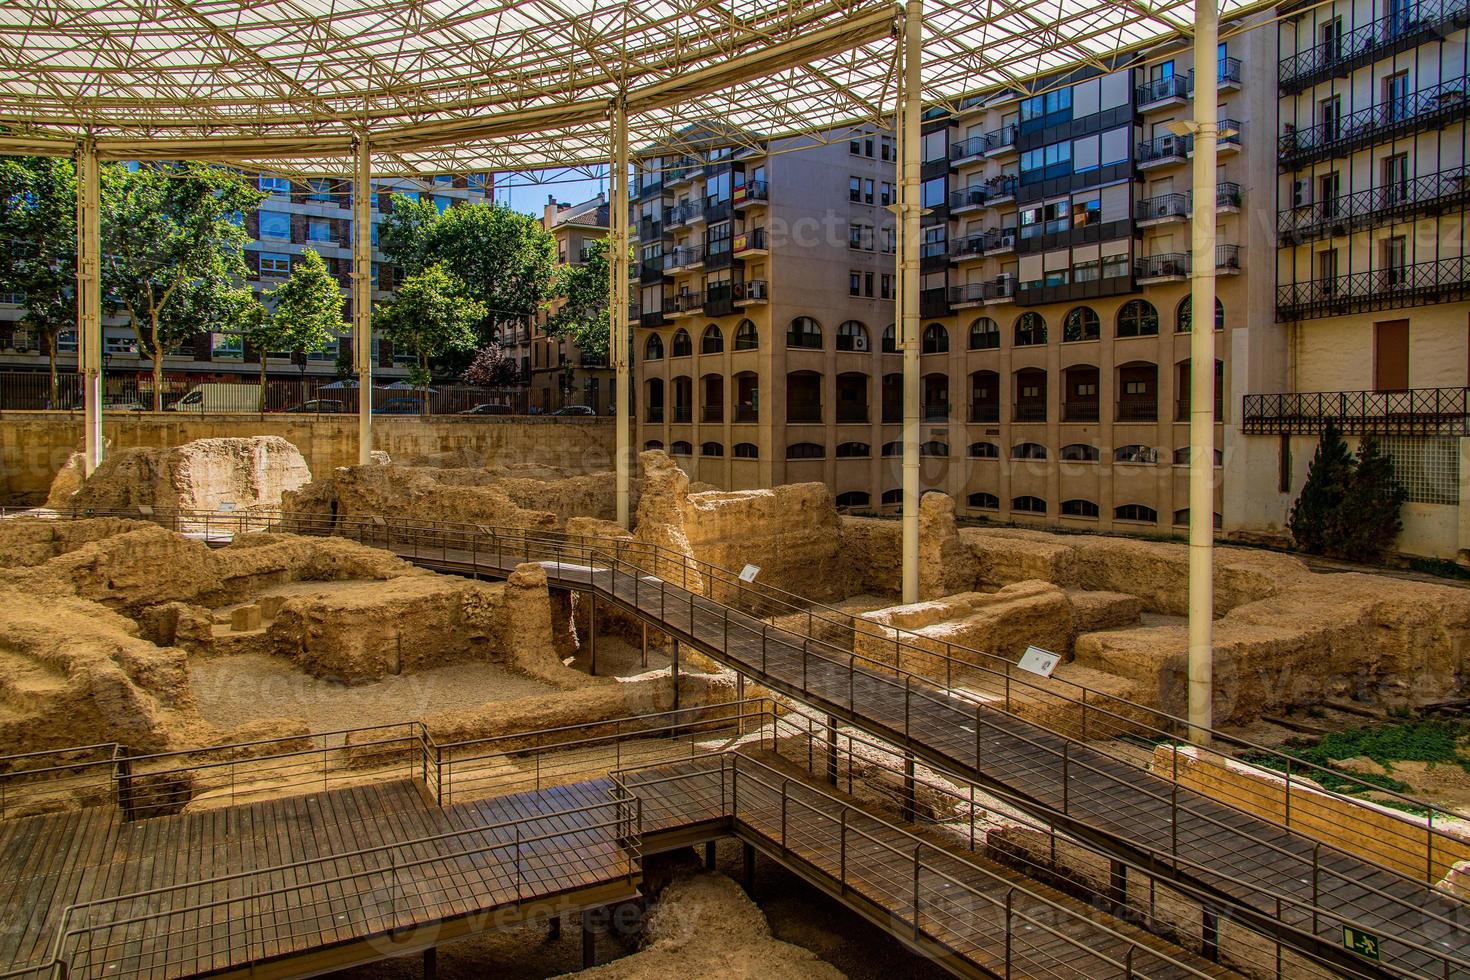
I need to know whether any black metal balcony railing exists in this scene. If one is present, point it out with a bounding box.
[1013,402,1047,423]
[1138,183,1242,221]
[702,405,723,423]
[1136,245,1240,280]
[969,404,1000,423]
[1136,74,1191,107]
[923,405,950,422]
[734,180,768,205]
[1062,400,1099,423]
[948,278,1016,305]
[734,279,768,302]
[1276,254,1470,321]
[672,405,692,423]
[836,405,870,424]
[645,406,665,423]
[637,217,662,242]
[950,125,1018,161]
[1138,122,1243,165]
[1279,75,1470,170]
[1277,166,1470,242]
[639,258,665,278]
[664,245,705,270]
[787,405,823,424]
[948,177,1018,211]
[734,405,758,423]
[950,228,1015,259]
[1243,387,1470,436]
[1278,0,1470,92]
[734,227,768,253]
[1175,397,1225,422]
[666,201,704,225]
[1115,400,1159,423]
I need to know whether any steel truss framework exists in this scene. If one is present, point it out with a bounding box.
[2,0,1277,176]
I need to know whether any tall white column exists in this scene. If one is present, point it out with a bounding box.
[899,0,923,604]
[1188,0,1219,742]
[75,139,103,475]
[610,97,632,527]
[352,138,374,466]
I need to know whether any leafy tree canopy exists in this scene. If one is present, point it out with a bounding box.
[373,262,485,383]
[0,156,78,400]
[237,248,344,388]
[462,343,522,387]
[544,237,627,359]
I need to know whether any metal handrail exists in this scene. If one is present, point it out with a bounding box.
[1279,0,1470,89]
[1277,254,1470,314]
[1277,165,1470,239]
[1280,75,1470,165]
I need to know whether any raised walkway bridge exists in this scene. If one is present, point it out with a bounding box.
[10,508,1470,978]
[0,701,1239,980]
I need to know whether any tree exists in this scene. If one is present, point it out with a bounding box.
[237,249,344,391]
[1288,422,1355,555]
[374,263,485,409]
[544,237,622,359]
[0,156,76,406]
[101,163,265,409]
[462,343,521,387]
[1336,435,1407,562]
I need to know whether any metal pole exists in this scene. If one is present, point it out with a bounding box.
[76,139,103,475]
[352,137,374,466]
[610,96,632,528]
[1188,0,1219,743]
[899,0,923,604]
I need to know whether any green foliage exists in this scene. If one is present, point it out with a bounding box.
[1245,719,1469,807]
[100,163,266,407]
[373,262,485,378]
[545,237,624,358]
[0,156,77,400]
[462,343,521,387]
[238,249,343,387]
[376,195,556,345]
[1288,424,1406,562]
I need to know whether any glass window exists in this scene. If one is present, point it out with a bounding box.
[969,317,999,350]
[836,320,870,351]
[259,211,290,240]
[1063,307,1100,342]
[308,178,332,201]
[307,218,332,243]
[787,317,823,349]
[258,176,290,194]
[921,178,946,209]
[1014,312,1047,346]
[735,319,759,350]
[1117,300,1159,337]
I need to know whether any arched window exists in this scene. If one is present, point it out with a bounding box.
[701,324,724,354]
[1172,447,1224,466]
[881,488,903,505]
[644,334,664,360]
[1062,499,1100,518]
[835,490,871,508]
[1116,300,1159,338]
[1060,444,1100,461]
[881,441,902,457]
[1173,508,1223,529]
[1014,312,1047,346]
[787,316,823,349]
[1012,495,1047,514]
[968,441,999,459]
[969,317,1000,350]
[967,492,1000,510]
[643,440,665,451]
[1114,444,1157,464]
[1012,442,1047,459]
[734,442,759,458]
[836,442,871,458]
[671,328,692,356]
[1176,297,1225,333]
[1063,307,1100,343]
[920,440,949,457]
[1114,503,1159,523]
[836,320,870,352]
[734,319,760,350]
[700,441,724,456]
[786,442,825,459]
[882,324,898,353]
[670,440,692,456]
[922,323,949,354]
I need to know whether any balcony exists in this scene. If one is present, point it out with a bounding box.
[837,404,870,424]
[665,201,704,227]
[672,405,692,423]
[948,176,1018,214]
[664,244,705,272]
[734,405,759,423]
[969,404,1000,423]
[1276,255,1470,322]
[733,179,768,207]
[734,279,768,304]
[637,216,663,242]
[1115,400,1159,423]
[1243,387,1470,436]
[950,228,1016,262]
[645,406,664,423]
[734,227,768,256]
[702,405,723,423]
[949,278,1016,307]
[666,157,702,187]
[1135,245,1240,284]
[1013,403,1047,423]
[1137,133,1190,169]
[1277,166,1470,244]
[1136,75,1191,112]
[1136,192,1189,227]
[1279,76,1470,171]
[1062,401,1099,423]
[639,258,665,280]
[949,125,1018,165]
[667,291,705,317]
[1278,0,1470,93]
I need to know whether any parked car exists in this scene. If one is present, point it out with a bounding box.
[551,405,595,416]
[167,383,264,413]
[373,396,423,415]
[282,399,345,414]
[101,396,147,412]
[459,403,512,416]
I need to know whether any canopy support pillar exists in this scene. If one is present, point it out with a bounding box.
[610,97,632,528]
[76,138,102,475]
[1188,0,1219,743]
[898,0,923,604]
[352,137,374,466]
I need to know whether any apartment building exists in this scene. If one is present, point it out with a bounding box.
[504,194,615,412]
[631,129,901,497]
[1232,0,1470,559]
[0,171,491,381]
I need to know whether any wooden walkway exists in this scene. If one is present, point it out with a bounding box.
[0,779,637,979]
[396,544,1469,979]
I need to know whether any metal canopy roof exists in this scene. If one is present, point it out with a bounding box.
[0,0,1274,175]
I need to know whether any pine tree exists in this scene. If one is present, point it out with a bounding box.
[1288,421,1354,555]
[1336,435,1407,562]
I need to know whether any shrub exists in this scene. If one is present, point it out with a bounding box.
[1288,424,1407,562]
[1288,422,1354,555]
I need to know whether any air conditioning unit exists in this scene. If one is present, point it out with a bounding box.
[997,234,1016,249]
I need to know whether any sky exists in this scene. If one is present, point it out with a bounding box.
[491,168,609,216]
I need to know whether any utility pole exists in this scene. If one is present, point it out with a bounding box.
[899,0,923,604]
[352,137,374,465]
[609,96,632,527]
[76,138,102,474]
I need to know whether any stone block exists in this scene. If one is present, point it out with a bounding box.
[1067,590,1143,632]
[230,604,262,632]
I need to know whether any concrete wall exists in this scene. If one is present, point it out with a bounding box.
[0,413,615,504]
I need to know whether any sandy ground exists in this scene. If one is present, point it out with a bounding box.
[190,654,559,731]
[329,845,950,980]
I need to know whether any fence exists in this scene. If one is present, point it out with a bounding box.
[0,371,589,416]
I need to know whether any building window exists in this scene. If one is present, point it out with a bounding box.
[882,441,902,457]
[1061,444,1100,461]
[1012,495,1047,514]
[1012,442,1048,460]
[258,175,290,194]
[968,492,1000,510]
[671,329,692,356]
[881,488,903,506]
[787,316,823,349]
[849,222,874,251]
[1062,499,1100,518]
[259,211,290,240]
[968,317,1000,350]
[700,441,724,457]
[1172,447,1223,466]
[259,252,291,277]
[307,178,332,202]
[307,218,333,243]
[849,271,862,296]
[645,334,664,360]
[920,441,949,457]
[701,324,724,354]
[1173,508,1223,529]
[880,274,893,299]
[1063,307,1099,342]
[1014,312,1047,346]
[644,440,665,451]
[836,321,870,352]
[734,319,760,351]
[849,176,862,202]
[1114,444,1157,464]
[882,324,898,354]
[835,491,871,508]
[1176,297,1224,333]
[1114,503,1158,523]
[836,442,871,458]
[1116,300,1159,338]
[734,443,759,458]
[921,323,949,354]
[786,442,825,459]
[670,441,693,456]
[968,441,1000,459]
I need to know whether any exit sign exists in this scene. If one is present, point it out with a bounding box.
[1343,926,1381,961]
